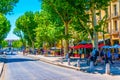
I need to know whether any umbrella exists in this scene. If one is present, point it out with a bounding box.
[102,45,111,49]
[113,44,120,48]
[79,41,87,44]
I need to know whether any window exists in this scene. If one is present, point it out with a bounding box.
[114,5,117,16]
[114,21,118,31]
[106,23,109,33]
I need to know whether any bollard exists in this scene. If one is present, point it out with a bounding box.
[68,58,70,65]
[105,63,110,74]
[77,59,80,67]
[61,58,63,64]
[77,59,80,70]
[89,61,94,72]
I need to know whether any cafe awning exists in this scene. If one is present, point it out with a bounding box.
[72,43,104,49]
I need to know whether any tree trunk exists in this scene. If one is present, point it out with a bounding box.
[61,39,63,56]
[119,0,120,15]
[64,22,69,56]
[26,26,35,52]
[20,37,26,47]
[32,41,34,51]
[103,31,106,45]
[119,0,120,44]
[110,2,113,45]
[91,39,95,48]
[91,8,98,50]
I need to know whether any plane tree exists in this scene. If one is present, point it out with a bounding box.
[15,11,38,50]
[0,0,18,46]
[67,0,111,49]
[42,0,76,55]
[12,40,22,48]
[0,0,19,14]
[34,11,64,49]
[0,13,11,43]
[13,27,26,47]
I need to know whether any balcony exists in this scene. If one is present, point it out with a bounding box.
[111,31,119,40]
[111,31,119,34]
[112,12,119,19]
[112,35,119,40]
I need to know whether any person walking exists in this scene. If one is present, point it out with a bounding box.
[107,49,114,64]
[90,48,99,65]
[104,49,114,64]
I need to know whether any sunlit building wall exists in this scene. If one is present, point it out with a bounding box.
[98,0,120,45]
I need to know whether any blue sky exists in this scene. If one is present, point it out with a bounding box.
[6,0,41,40]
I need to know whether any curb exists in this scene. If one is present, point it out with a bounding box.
[23,55,116,76]
[0,62,4,78]
[27,55,80,70]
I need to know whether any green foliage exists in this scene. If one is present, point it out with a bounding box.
[14,0,112,49]
[42,0,74,23]
[0,13,11,42]
[34,11,57,46]
[15,11,38,47]
[0,0,19,14]
[12,40,22,48]
[13,27,26,46]
[67,0,111,39]
[1,40,8,48]
[13,27,23,38]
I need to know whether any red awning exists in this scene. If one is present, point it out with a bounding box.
[83,44,92,48]
[98,43,105,48]
[72,44,92,49]
[72,43,104,49]
[72,44,84,49]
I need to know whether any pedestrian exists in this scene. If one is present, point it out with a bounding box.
[23,48,25,55]
[90,48,99,65]
[100,48,104,60]
[107,49,114,64]
[68,49,72,58]
[104,49,114,64]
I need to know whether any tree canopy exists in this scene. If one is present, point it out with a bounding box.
[14,0,112,52]
[15,11,38,48]
[0,0,19,14]
[0,13,11,43]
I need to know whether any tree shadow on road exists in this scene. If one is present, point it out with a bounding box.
[4,58,37,63]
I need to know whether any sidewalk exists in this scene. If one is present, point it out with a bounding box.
[20,52,120,76]
[27,54,79,70]
[0,55,5,77]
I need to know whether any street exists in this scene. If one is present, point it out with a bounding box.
[2,53,120,80]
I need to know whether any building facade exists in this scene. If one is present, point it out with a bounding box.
[98,0,120,45]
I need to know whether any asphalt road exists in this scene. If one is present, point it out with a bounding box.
[3,53,120,80]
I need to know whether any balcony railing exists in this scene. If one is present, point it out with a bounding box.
[112,31,119,34]
[112,35,119,38]
[112,12,119,18]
